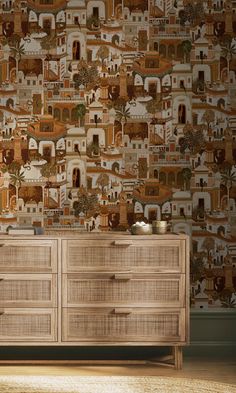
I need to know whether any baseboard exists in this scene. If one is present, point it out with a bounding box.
[184,309,236,357]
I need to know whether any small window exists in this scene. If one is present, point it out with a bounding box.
[132,16,136,21]
[27,207,30,213]
[132,144,136,149]
[33,208,36,213]
[27,80,30,85]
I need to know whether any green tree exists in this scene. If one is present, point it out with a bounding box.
[73,61,99,88]
[221,168,236,210]
[74,103,86,126]
[181,40,192,62]
[96,173,109,193]
[179,125,206,155]
[96,45,109,65]
[202,237,215,266]
[202,109,215,132]
[73,191,98,216]
[146,99,162,116]
[181,168,192,190]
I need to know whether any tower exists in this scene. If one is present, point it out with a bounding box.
[119,64,128,99]
[14,0,22,35]
[225,0,233,34]
[13,129,23,162]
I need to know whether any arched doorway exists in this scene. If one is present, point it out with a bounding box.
[73,168,80,188]
[48,106,53,115]
[178,104,186,124]
[73,41,81,60]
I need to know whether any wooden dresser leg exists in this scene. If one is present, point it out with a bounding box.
[174,346,183,370]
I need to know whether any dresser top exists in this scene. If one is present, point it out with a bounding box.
[0,232,189,240]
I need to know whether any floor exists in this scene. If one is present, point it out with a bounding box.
[0,356,235,386]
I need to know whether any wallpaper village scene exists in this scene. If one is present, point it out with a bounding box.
[0,0,236,308]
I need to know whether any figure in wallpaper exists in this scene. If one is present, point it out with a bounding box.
[0,0,236,308]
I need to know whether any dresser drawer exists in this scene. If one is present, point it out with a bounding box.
[0,308,57,342]
[62,239,185,273]
[0,274,57,308]
[62,273,185,308]
[0,240,57,273]
[62,308,185,343]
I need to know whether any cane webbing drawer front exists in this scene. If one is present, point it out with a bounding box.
[62,308,185,343]
[62,273,185,308]
[0,274,57,307]
[62,239,185,273]
[0,309,57,341]
[0,240,57,273]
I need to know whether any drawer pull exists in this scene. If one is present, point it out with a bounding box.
[0,310,4,315]
[112,273,132,280]
[113,241,133,247]
[112,308,132,315]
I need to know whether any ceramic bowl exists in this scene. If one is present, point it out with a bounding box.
[131,224,152,235]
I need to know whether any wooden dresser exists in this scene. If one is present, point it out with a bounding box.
[0,233,189,369]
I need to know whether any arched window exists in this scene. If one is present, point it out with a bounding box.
[73,168,80,188]
[154,169,158,179]
[73,41,81,60]
[71,107,78,122]
[159,44,166,57]
[168,44,175,59]
[168,172,175,186]
[112,162,120,173]
[178,104,186,124]
[159,172,166,185]
[6,98,14,108]
[62,108,70,122]
[154,42,158,51]
[54,108,61,120]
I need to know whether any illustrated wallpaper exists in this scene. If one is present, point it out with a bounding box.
[0,0,236,308]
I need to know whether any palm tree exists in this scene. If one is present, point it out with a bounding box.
[10,41,25,82]
[221,168,236,210]
[9,169,25,202]
[221,40,236,82]
[115,105,130,139]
